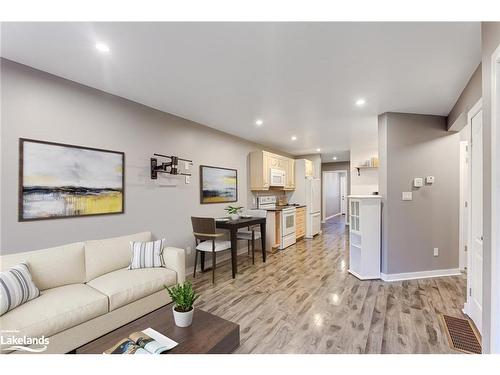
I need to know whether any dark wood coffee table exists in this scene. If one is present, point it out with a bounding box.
[75,305,240,354]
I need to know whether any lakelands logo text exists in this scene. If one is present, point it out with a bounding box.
[1,330,49,353]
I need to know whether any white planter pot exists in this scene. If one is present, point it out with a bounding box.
[229,214,240,221]
[172,306,194,327]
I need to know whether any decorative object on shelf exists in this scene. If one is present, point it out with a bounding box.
[150,153,193,179]
[225,205,243,221]
[19,138,124,221]
[165,281,199,328]
[355,156,379,176]
[200,165,238,204]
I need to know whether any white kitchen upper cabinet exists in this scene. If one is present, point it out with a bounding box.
[284,158,295,190]
[250,151,295,191]
[305,159,314,177]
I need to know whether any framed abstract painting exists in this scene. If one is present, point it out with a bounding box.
[199,165,238,204]
[19,138,125,221]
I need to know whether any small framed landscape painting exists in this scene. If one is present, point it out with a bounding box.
[200,165,238,204]
[19,138,125,221]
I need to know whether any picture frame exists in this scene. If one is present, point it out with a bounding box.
[19,138,125,221]
[199,165,238,204]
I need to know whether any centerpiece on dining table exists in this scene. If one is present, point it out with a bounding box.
[224,205,243,220]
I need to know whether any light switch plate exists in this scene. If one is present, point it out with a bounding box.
[426,176,435,184]
[185,175,191,184]
[413,177,423,188]
[402,192,413,201]
[433,247,439,257]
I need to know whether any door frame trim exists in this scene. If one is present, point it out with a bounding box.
[489,43,500,353]
[459,140,469,271]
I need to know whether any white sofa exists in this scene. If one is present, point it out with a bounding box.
[0,231,185,354]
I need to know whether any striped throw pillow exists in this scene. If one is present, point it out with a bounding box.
[0,263,40,316]
[129,239,166,270]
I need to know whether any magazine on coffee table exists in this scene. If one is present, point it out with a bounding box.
[104,328,178,354]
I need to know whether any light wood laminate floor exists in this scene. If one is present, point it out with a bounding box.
[190,215,467,354]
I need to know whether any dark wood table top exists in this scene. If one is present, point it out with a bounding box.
[215,216,266,229]
[75,304,240,354]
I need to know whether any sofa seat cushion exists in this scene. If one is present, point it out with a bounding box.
[0,284,108,340]
[87,267,177,311]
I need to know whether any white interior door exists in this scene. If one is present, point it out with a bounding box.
[340,174,347,214]
[469,106,483,333]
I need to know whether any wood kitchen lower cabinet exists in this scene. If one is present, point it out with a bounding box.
[264,211,281,253]
[295,206,306,240]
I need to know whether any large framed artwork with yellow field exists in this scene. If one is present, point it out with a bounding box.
[19,138,124,221]
[200,165,237,204]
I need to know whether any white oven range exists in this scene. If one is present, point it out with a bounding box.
[257,195,296,250]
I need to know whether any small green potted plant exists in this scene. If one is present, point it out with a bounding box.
[225,205,243,221]
[165,281,199,327]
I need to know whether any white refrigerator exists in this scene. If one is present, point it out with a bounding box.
[305,178,321,238]
[289,159,321,238]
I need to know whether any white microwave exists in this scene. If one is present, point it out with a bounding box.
[270,168,286,187]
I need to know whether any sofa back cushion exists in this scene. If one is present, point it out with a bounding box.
[84,231,152,282]
[0,242,85,290]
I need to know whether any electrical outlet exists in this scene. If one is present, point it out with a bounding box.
[426,176,435,184]
[433,248,439,257]
[402,192,413,201]
[185,175,191,184]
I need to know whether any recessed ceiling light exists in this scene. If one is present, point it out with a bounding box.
[291,136,297,141]
[95,42,110,53]
[355,98,366,106]
[332,156,337,160]
[316,148,321,152]
[255,119,263,126]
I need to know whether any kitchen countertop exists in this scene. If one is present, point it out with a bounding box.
[261,204,306,211]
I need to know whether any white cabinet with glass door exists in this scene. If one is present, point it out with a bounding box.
[348,195,381,280]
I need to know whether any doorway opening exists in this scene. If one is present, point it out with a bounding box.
[322,170,348,222]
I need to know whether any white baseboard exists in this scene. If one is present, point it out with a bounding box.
[186,246,252,276]
[349,269,380,281]
[324,213,341,221]
[381,268,461,282]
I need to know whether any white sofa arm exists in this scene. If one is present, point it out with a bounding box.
[162,247,186,283]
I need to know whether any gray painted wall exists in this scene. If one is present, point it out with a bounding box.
[0,60,283,269]
[324,172,340,218]
[480,21,500,354]
[378,112,460,274]
[447,64,482,130]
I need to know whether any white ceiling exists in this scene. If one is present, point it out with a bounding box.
[1,22,481,160]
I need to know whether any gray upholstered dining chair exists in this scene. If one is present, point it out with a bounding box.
[191,217,232,284]
[236,209,267,264]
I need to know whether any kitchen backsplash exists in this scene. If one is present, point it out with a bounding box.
[251,190,293,207]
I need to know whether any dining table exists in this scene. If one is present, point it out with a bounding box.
[214,216,267,278]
